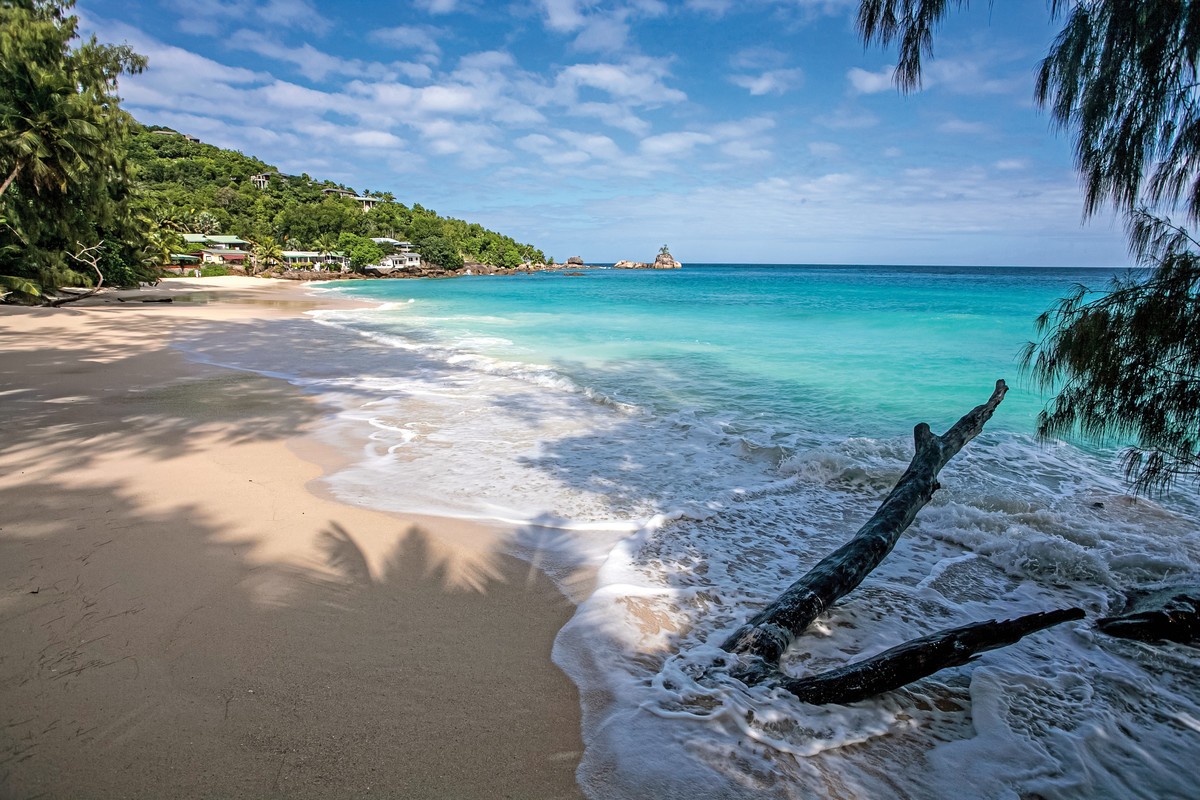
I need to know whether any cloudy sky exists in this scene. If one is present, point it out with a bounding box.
[81,0,1130,266]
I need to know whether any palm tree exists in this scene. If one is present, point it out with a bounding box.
[0,74,99,199]
[0,12,144,201]
[253,235,283,274]
[315,231,339,265]
[187,210,221,235]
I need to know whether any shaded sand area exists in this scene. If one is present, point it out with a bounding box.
[0,278,584,799]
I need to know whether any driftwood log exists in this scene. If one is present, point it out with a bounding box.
[1097,585,1199,645]
[718,380,1084,703]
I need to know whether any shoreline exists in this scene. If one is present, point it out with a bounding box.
[0,277,585,799]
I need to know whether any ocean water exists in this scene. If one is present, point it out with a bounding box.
[191,265,1199,798]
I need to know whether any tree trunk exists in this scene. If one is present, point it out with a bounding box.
[714,380,1083,702]
[0,159,22,198]
[722,380,1010,670]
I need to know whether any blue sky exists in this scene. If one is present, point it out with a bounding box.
[80,0,1130,266]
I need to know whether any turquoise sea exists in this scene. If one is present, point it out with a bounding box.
[322,264,1120,438]
[205,265,1199,799]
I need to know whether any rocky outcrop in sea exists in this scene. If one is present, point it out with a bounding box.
[613,249,682,270]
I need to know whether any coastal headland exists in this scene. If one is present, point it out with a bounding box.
[0,278,585,799]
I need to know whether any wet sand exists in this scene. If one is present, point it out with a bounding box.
[0,278,585,799]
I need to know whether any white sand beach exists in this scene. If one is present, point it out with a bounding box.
[0,277,584,799]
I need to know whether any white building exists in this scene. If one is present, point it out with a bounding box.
[380,252,421,270]
[282,250,350,270]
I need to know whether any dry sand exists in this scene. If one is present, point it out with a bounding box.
[0,278,585,799]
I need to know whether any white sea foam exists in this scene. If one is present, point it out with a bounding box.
[175,298,1200,800]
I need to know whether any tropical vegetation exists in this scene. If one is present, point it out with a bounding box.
[0,0,545,302]
[127,126,543,272]
[0,0,150,299]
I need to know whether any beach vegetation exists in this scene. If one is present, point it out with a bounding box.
[253,235,283,273]
[859,0,1200,491]
[349,240,384,272]
[0,0,154,296]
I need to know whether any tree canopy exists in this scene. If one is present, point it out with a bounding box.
[0,0,150,293]
[127,127,545,272]
[858,0,1200,491]
[0,0,546,294]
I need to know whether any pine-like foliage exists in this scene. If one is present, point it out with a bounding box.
[1022,213,1200,492]
[859,1,1200,492]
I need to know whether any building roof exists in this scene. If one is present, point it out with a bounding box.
[182,233,209,243]
[206,235,249,245]
[201,249,247,259]
[169,253,200,262]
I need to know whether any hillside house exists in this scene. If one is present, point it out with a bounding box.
[380,251,421,270]
[183,233,249,250]
[200,249,248,266]
[282,250,350,271]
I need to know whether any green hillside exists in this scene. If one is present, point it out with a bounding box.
[130,124,545,271]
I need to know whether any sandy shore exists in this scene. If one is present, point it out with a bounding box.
[0,278,585,799]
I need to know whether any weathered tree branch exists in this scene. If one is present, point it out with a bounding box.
[705,380,1085,704]
[48,241,105,308]
[777,608,1085,705]
[721,379,1010,676]
[0,158,23,198]
[1097,585,1199,645]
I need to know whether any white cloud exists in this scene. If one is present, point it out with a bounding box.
[569,102,650,136]
[345,130,406,149]
[938,118,989,135]
[227,31,415,83]
[540,0,588,32]
[416,0,460,12]
[817,105,879,129]
[923,57,1027,95]
[709,116,775,161]
[848,57,1025,97]
[170,0,331,36]
[731,68,804,96]
[847,66,895,94]
[994,158,1029,171]
[809,141,842,158]
[573,17,631,52]
[640,131,714,158]
[557,60,686,105]
[370,25,444,58]
[257,0,330,32]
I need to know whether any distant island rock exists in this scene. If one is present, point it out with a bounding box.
[613,248,682,270]
[566,256,585,265]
